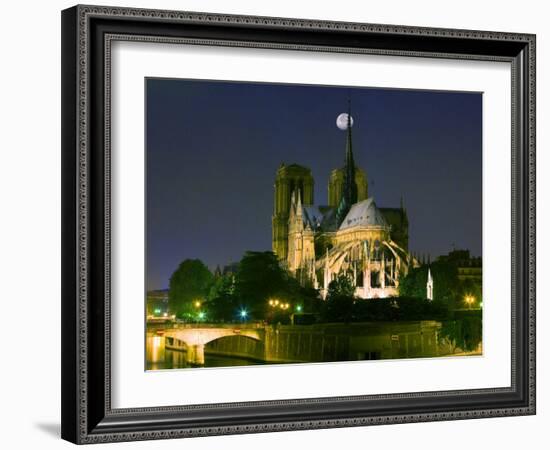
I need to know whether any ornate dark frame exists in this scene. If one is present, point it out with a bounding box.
[61,4,536,444]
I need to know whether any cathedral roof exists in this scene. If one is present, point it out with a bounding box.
[338,198,388,230]
[302,205,324,229]
[299,198,388,232]
[301,205,338,231]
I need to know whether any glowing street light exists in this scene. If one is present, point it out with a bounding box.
[197,311,205,321]
[268,298,292,313]
[194,300,202,309]
[464,295,475,309]
[240,309,248,320]
[296,305,303,313]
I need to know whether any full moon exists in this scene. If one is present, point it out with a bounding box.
[336,113,354,130]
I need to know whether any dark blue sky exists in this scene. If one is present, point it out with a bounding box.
[146,78,482,290]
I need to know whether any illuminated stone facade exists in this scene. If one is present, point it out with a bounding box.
[271,164,314,261]
[272,108,413,299]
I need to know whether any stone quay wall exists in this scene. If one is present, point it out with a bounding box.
[205,321,456,363]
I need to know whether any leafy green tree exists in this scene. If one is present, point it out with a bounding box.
[327,273,356,299]
[398,266,428,299]
[351,298,398,322]
[234,251,290,318]
[206,295,240,322]
[207,273,235,301]
[206,273,239,322]
[394,297,449,321]
[439,315,482,353]
[348,297,449,322]
[299,286,324,315]
[168,259,213,318]
[321,274,355,323]
[398,260,463,308]
[460,315,482,351]
[322,296,354,323]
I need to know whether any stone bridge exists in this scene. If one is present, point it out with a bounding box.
[153,320,455,366]
[163,324,264,365]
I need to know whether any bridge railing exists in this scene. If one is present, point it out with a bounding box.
[158,321,265,330]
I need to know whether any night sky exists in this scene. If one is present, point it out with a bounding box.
[146,78,482,290]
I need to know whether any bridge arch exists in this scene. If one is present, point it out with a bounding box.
[164,326,263,365]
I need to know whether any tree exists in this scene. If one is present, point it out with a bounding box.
[398,266,429,299]
[234,251,289,318]
[439,313,482,353]
[321,274,355,323]
[299,286,324,315]
[207,273,235,301]
[206,273,239,322]
[168,259,213,318]
[398,260,463,309]
[327,273,356,299]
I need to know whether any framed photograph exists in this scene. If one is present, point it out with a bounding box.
[61,5,536,444]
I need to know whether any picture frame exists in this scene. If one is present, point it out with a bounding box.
[61,4,536,444]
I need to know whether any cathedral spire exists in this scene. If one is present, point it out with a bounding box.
[344,99,357,202]
[426,268,434,301]
[336,98,358,226]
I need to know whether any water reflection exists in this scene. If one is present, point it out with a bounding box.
[146,335,264,370]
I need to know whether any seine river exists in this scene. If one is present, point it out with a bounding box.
[146,335,264,370]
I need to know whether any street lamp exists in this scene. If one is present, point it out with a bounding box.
[240,309,248,321]
[464,295,475,309]
[194,300,202,309]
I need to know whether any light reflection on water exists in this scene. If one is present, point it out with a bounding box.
[146,335,264,370]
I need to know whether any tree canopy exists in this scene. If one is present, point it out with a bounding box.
[233,251,290,315]
[205,273,240,322]
[398,256,481,310]
[168,259,213,318]
[438,311,482,352]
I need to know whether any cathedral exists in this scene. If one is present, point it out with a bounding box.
[272,108,414,299]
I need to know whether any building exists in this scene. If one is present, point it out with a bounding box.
[436,249,482,283]
[272,105,414,299]
[146,289,169,316]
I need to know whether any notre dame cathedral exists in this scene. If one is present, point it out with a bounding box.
[272,108,413,299]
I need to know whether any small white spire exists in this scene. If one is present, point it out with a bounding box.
[426,268,434,301]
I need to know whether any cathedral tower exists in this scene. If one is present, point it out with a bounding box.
[272,163,314,260]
